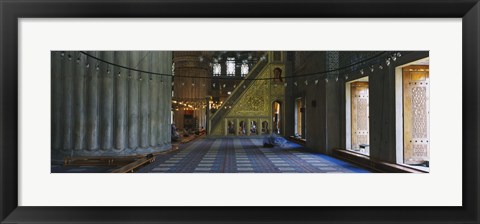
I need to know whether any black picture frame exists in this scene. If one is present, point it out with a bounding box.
[1,0,479,223]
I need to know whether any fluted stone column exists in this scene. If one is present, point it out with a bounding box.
[149,63,159,147]
[51,52,64,151]
[128,52,140,149]
[153,52,165,147]
[114,51,128,150]
[139,52,150,148]
[173,51,211,131]
[62,51,74,151]
[86,51,99,151]
[73,52,86,151]
[100,51,114,150]
[51,51,172,162]
[162,51,172,145]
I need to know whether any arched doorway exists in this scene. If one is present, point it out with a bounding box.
[238,121,246,135]
[272,101,282,135]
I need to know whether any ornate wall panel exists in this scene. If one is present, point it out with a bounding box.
[326,51,340,74]
[351,81,369,149]
[227,80,269,117]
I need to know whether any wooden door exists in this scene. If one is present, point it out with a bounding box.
[351,82,369,149]
[296,98,302,137]
[403,65,430,165]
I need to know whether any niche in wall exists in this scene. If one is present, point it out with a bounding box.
[345,76,370,156]
[395,57,430,172]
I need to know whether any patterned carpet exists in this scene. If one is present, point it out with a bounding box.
[51,165,119,173]
[137,137,370,173]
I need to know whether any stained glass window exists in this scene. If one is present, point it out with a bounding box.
[226,57,235,76]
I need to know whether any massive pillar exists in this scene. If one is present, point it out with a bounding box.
[51,51,172,162]
[172,51,211,131]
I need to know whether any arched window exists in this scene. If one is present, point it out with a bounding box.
[241,63,249,77]
[213,63,221,76]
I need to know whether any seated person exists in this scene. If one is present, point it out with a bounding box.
[171,124,180,141]
[263,133,287,148]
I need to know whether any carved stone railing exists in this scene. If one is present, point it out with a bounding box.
[209,55,269,133]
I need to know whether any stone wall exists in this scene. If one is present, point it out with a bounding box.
[285,51,429,163]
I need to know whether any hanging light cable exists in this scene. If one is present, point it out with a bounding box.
[79,51,391,81]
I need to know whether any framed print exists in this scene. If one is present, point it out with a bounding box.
[1,0,479,223]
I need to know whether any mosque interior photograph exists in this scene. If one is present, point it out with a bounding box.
[51,51,430,173]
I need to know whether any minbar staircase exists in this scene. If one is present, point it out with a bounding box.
[208,56,268,133]
[208,52,286,136]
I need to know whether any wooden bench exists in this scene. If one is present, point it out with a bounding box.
[63,146,180,173]
[111,156,156,173]
[64,156,134,166]
[288,136,307,146]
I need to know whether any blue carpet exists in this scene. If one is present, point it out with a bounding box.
[137,138,370,173]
